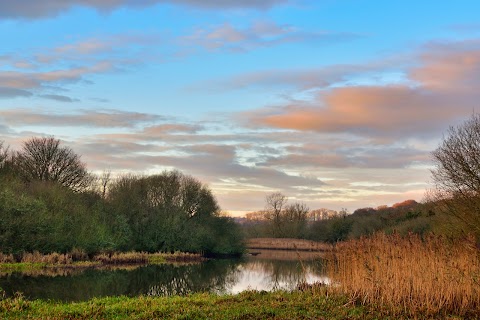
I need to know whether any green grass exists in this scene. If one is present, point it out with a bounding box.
[0,288,467,320]
[0,263,47,273]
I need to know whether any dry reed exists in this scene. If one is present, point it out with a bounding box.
[327,233,480,317]
[93,251,149,264]
[0,253,15,263]
[247,238,331,251]
[20,251,72,265]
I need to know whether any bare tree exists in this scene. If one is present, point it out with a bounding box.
[99,169,112,199]
[264,192,287,237]
[283,202,309,237]
[15,137,91,191]
[0,141,9,169]
[431,114,480,236]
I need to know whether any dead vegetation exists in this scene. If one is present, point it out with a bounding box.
[327,233,480,318]
[246,238,331,251]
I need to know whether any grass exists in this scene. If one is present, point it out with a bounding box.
[0,287,396,320]
[328,232,480,318]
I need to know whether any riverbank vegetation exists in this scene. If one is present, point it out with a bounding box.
[0,137,244,257]
[0,287,431,319]
[0,251,205,276]
[328,232,480,318]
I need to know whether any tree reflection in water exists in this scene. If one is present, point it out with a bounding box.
[0,251,327,302]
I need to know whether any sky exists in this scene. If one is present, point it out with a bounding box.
[1,1,480,216]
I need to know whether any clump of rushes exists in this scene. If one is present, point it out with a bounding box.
[21,252,72,265]
[93,252,149,265]
[328,232,480,318]
[0,253,14,263]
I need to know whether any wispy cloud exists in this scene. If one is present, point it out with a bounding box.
[0,108,163,128]
[0,33,160,102]
[0,0,290,19]
[0,87,33,98]
[182,20,361,53]
[39,94,80,103]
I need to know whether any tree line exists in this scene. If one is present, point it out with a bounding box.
[0,137,244,256]
[240,193,433,243]
[242,114,480,244]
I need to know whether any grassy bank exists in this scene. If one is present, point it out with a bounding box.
[2,285,476,319]
[328,233,480,318]
[0,287,413,320]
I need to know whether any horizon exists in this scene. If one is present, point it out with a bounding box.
[1,1,480,216]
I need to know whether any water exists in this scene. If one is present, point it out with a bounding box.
[0,250,328,302]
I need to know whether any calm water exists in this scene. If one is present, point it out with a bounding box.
[0,250,327,302]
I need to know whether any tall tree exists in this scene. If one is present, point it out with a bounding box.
[15,137,91,191]
[264,192,287,237]
[431,114,480,237]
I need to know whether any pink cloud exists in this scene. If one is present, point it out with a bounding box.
[246,40,480,138]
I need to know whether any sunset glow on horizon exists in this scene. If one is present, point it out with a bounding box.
[1,1,480,216]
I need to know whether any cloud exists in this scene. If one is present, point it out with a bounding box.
[0,0,290,19]
[142,124,203,135]
[0,87,32,98]
[182,21,361,53]
[0,108,163,128]
[244,39,480,139]
[0,34,158,101]
[39,94,79,102]
[0,62,114,90]
[205,61,403,92]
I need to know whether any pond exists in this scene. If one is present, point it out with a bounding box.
[0,250,328,302]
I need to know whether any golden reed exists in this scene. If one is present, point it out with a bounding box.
[328,233,480,317]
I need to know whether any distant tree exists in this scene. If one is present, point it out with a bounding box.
[0,141,12,177]
[0,141,8,167]
[98,169,112,199]
[431,114,480,237]
[15,137,91,191]
[264,192,287,237]
[283,202,309,238]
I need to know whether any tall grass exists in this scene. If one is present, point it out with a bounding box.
[21,251,73,265]
[247,238,331,251]
[328,232,480,317]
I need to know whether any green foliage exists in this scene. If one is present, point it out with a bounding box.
[106,171,243,255]
[0,139,244,257]
[306,202,434,243]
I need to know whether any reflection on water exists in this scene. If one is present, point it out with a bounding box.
[0,250,327,302]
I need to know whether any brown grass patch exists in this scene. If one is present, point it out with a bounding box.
[247,238,331,251]
[0,253,15,263]
[93,251,149,264]
[21,251,73,265]
[327,233,480,317]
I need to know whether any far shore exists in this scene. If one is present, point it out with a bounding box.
[246,238,331,252]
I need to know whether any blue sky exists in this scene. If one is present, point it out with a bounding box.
[1,1,480,215]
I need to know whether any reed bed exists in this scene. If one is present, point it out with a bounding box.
[93,251,149,264]
[20,251,73,265]
[0,253,15,263]
[328,232,480,318]
[247,238,331,251]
